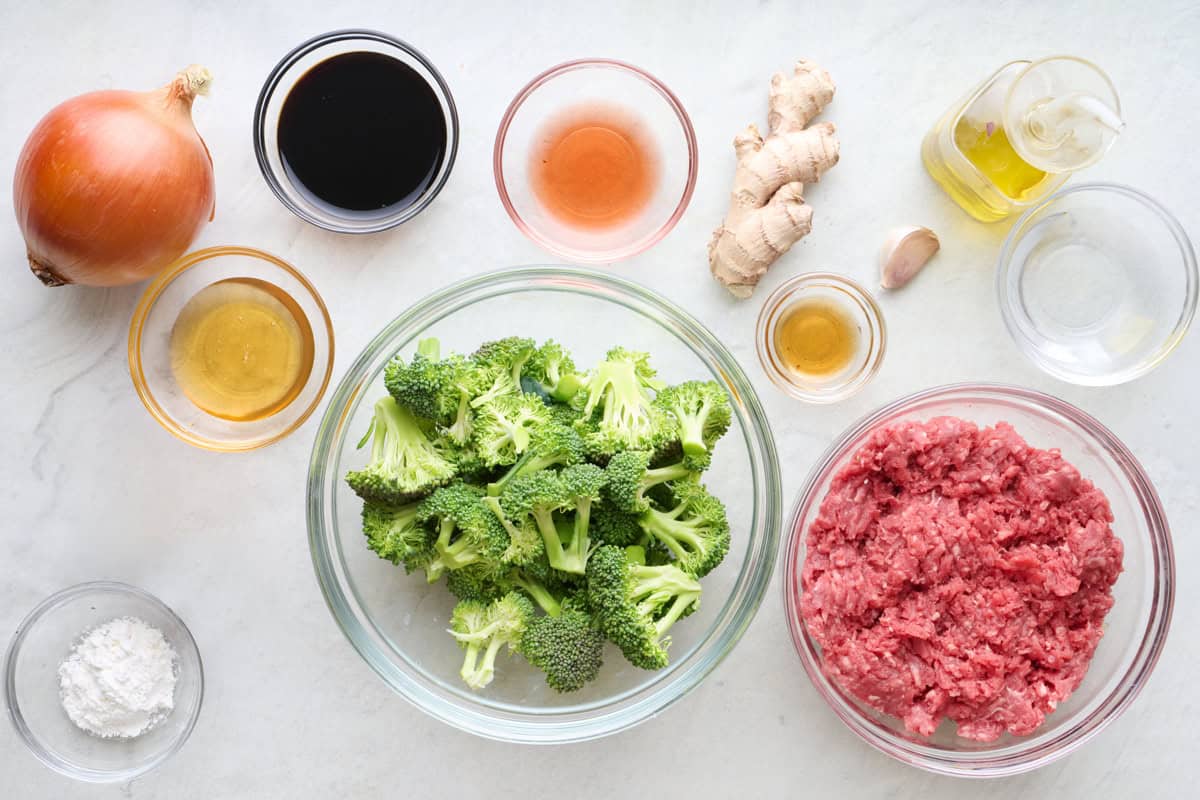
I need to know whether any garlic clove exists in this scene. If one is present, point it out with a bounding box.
[880,226,940,290]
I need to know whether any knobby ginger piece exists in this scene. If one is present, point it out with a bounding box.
[708,60,840,298]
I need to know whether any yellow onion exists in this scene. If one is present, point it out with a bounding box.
[13,66,216,287]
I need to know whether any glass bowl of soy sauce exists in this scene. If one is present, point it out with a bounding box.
[254,30,459,233]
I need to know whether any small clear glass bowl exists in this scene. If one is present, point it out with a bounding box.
[128,246,335,452]
[997,183,1197,386]
[4,582,204,783]
[756,273,886,403]
[253,29,459,233]
[784,384,1174,777]
[307,266,781,743]
[494,59,698,263]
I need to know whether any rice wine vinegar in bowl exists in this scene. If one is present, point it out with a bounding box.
[495,59,697,263]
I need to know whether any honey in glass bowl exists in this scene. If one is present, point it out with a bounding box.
[168,277,315,422]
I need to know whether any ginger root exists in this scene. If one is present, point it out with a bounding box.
[708,61,840,298]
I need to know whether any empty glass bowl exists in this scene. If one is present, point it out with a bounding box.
[307,266,781,742]
[494,59,698,263]
[4,582,204,783]
[784,384,1174,777]
[128,246,334,452]
[997,183,1197,385]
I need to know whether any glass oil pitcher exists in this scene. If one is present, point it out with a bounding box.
[922,56,1123,222]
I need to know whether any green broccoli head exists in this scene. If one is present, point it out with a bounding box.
[637,481,731,578]
[346,397,457,505]
[417,482,508,580]
[654,380,732,461]
[449,592,535,690]
[572,347,676,459]
[603,450,697,513]
[383,338,444,418]
[469,337,537,408]
[525,340,586,403]
[486,422,585,497]
[498,466,604,576]
[519,601,604,692]
[586,545,702,670]
[591,505,645,547]
[361,500,431,570]
[472,394,552,467]
[445,560,507,603]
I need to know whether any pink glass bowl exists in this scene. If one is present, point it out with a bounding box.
[494,59,698,263]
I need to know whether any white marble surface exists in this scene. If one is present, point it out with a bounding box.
[2,0,1197,796]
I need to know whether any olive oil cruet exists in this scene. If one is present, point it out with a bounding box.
[922,56,1123,222]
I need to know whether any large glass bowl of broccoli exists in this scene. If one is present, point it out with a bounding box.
[307,266,781,743]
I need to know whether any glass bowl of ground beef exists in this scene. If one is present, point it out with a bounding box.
[783,383,1174,777]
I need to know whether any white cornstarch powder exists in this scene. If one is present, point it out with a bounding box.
[58,616,178,739]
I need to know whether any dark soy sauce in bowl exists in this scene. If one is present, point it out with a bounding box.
[277,52,448,217]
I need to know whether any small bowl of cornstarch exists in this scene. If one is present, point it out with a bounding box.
[3,582,204,783]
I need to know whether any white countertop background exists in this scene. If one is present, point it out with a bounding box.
[2,1,1197,796]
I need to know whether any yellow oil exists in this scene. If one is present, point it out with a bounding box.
[952,120,1049,201]
[169,278,314,422]
[775,299,858,378]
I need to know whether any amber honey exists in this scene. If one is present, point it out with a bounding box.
[169,278,314,422]
[775,299,859,378]
[530,103,657,230]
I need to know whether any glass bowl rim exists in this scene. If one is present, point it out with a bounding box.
[3,580,205,784]
[492,58,699,263]
[782,382,1175,777]
[306,264,782,743]
[127,244,336,453]
[251,28,461,234]
[995,181,1199,386]
[755,271,888,404]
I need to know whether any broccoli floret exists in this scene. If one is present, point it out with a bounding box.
[591,505,645,547]
[573,347,675,459]
[417,483,508,581]
[603,450,697,513]
[469,337,536,409]
[445,561,507,603]
[637,482,731,578]
[346,397,457,504]
[586,545,702,670]
[520,601,604,692]
[439,440,496,483]
[472,394,551,467]
[486,423,585,497]
[525,340,587,403]
[546,402,583,428]
[655,381,732,461]
[361,500,431,570]
[449,592,534,690]
[383,337,445,420]
[499,465,604,575]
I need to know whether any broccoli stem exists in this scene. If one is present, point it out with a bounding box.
[465,638,506,689]
[639,513,706,562]
[487,452,561,497]
[676,398,713,456]
[509,572,562,617]
[417,338,441,360]
[446,390,472,445]
[654,593,699,638]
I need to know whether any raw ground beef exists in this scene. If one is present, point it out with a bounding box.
[800,416,1123,742]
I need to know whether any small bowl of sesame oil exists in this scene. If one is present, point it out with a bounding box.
[128,246,334,451]
[756,273,886,403]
